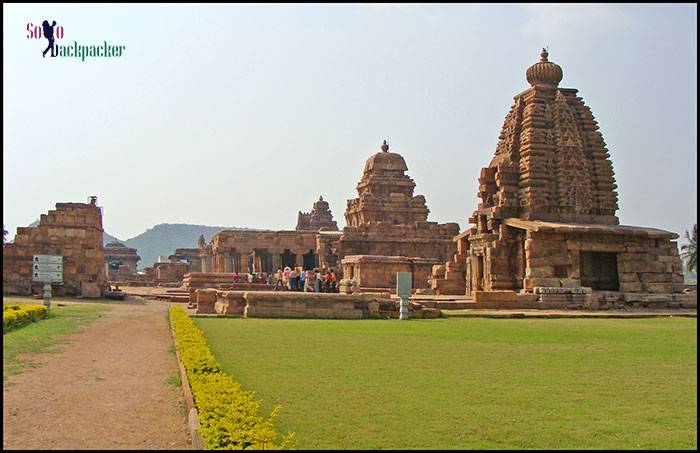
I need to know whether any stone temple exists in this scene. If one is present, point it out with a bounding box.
[336,140,459,289]
[195,140,458,290]
[432,49,686,306]
[104,241,140,280]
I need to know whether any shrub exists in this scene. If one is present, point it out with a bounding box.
[3,304,48,332]
[169,306,294,450]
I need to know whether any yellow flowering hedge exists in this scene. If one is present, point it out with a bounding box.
[169,306,294,450]
[3,304,48,332]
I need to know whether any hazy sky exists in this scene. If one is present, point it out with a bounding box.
[3,3,697,244]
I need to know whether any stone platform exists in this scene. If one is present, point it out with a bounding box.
[191,290,442,319]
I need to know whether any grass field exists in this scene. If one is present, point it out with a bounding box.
[194,317,697,450]
[3,298,111,382]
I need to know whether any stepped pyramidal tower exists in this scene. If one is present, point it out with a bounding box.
[432,49,687,303]
[325,140,459,290]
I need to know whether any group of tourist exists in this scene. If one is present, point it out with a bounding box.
[231,272,267,284]
[274,266,338,292]
[229,268,339,292]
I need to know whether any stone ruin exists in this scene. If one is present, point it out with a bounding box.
[169,248,203,273]
[104,241,141,281]
[296,196,339,231]
[3,200,107,297]
[430,49,695,310]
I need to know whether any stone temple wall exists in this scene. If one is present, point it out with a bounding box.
[341,255,436,290]
[210,230,319,273]
[464,221,685,298]
[3,202,107,296]
[337,222,459,268]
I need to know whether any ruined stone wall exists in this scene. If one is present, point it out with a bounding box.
[169,248,202,273]
[3,202,107,296]
[154,262,189,282]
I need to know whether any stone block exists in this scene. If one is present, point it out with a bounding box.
[473,290,517,302]
[196,299,217,314]
[640,273,672,284]
[81,282,102,299]
[642,282,673,293]
[618,272,640,283]
[527,255,572,267]
[619,282,643,293]
[196,289,218,304]
[524,277,564,288]
[680,294,697,308]
[525,266,554,278]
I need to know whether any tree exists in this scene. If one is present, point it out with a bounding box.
[680,224,697,274]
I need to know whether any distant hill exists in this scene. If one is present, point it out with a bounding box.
[121,223,269,269]
[26,220,263,269]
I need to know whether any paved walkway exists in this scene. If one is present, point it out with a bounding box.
[3,299,190,450]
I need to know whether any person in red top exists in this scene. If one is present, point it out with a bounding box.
[326,269,337,293]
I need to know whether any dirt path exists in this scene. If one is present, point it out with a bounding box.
[3,299,190,450]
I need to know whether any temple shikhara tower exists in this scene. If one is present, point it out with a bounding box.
[433,49,686,304]
[296,196,338,231]
[335,140,460,289]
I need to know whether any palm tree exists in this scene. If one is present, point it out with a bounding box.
[680,224,697,274]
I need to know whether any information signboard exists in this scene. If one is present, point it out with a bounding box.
[396,272,412,320]
[32,255,63,283]
[396,272,412,298]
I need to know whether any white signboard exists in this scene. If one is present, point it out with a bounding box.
[396,272,412,298]
[34,263,62,272]
[33,255,63,283]
[33,271,63,282]
[34,255,63,264]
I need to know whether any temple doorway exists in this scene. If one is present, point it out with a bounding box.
[302,249,316,270]
[579,251,619,290]
[253,249,273,273]
[280,249,296,269]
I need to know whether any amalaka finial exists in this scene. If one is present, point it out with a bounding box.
[526,47,562,88]
[319,195,324,202]
[381,140,389,152]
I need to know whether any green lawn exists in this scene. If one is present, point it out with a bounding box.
[3,298,111,382]
[193,317,697,450]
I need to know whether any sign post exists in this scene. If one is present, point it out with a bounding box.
[396,272,412,320]
[32,255,63,314]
